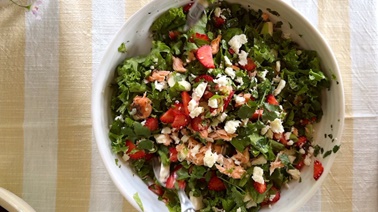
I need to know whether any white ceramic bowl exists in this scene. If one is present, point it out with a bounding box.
[92,0,344,211]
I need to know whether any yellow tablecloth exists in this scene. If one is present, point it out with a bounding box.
[0,0,377,211]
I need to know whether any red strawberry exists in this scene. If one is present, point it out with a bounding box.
[269,187,281,204]
[295,159,305,170]
[169,147,178,162]
[194,74,214,82]
[266,94,279,105]
[203,91,214,100]
[125,140,147,160]
[223,90,235,111]
[172,102,184,115]
[296,136,307,147]
[228,48,236,54]
[172,114,189,129]
[251,109,263,120]
[144,117,159,131]
[148,183,164,196]
[213,16,226,27]
[166,174,175,189]
[168,31,180,40]
[191,33,210,42]
[181,91,191,116]
[279,135,288,146]
[253,181,267,194]
[313,160,324,180]
[191,117,210,132]
[208,175,226,191]
[196,45,215,69]
[183,3,193,14]
[160,108,176,123]
[166,166,186,189]
[242,58,257,71]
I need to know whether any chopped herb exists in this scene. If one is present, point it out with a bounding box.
[133,193,144,212]
[266,8,280,16]
[118,42,127,53]
[323,150,332,158]
[333,145,341,153]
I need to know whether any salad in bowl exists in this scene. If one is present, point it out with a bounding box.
[93,0,344,211]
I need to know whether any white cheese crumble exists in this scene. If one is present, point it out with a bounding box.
[189,107,204,118]
[154,81,167,91]
[235,77,244,85]
[114,115,124,122]
[192,82,207,100]
[161,127,171,134]
[203,149,218,168]
[181,135,190,143]
[252,166,265,184]
[214,7,222,17]
[224,120,241,134]
[259,69,269,80]
[154,134,171,144]
[224,56,232,67]
[122,153,130,161]
[213,75,230,87]
[235,95,246,105]
[225,67,235,79]
[276,61,281,72]
[218,113,228,122]
[299,148,306,155]
[284,132,292,140]
[236,208,242,212]
[304,154,312,166]
[287,169,301,181]
[189,192,204,210]
[188,99,198,112]
[261,125,270,135]
[238,50,248,66]
[228,34,248,53]
[208,98,218,108]
[167,73,176,87]
[270,118,284,133]
[273,79,286,96]
[190,145,201,157]
[287,140,294,146]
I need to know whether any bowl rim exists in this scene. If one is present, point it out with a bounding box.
[92,0,345,211]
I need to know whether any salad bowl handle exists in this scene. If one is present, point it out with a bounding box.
[177,189,195,212]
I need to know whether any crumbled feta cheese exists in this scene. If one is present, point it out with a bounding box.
[252,166,264,184]
[167,73,176,87]
[188,99,198,112]
[288,155,296,163]
[284,132,292,140]
[129,108,137,116]
[159,162,170,183]
[122,153,130,161]
[214,7,222,17]
[190,145,201,157]
[218,113,228,122]
[273,79,286,96]
[204,149,218,168]
[181,135,190,143]
[161,127,171,134]
[304,154,312,166]
[270,118,284,133]
[189,107,204,118]
[224,120,241,134]
[259,69,269,80]
[236,208,242,212]
[235,95,246,105]
[171,132,180,144]
[178,80,191,91]
[115,115,124,122]
[208,98,218,108]
[154,81,167,91]
[273,75,281,83]
[261,125,270,135]
[193,82,207,100]
[213,75,230,87]
[299,148,306,155]
[224,56,232,67]
[141,119,146,126]
[228,34,248,53]
[287,140,294,146]
[287,169,301,181]
[238,50,248,66]
[225,67,235,79]
[154,134,171,145]
[308,146,315,155]
[235,77,244,85]
[189,192,204,210]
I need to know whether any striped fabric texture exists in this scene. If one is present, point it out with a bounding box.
[0,0,377,211]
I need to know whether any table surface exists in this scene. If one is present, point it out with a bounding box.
[0,0,377,211]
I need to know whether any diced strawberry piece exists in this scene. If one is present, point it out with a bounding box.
[213,16,226,28]
[279,136,288,146]
[253,181,267,194]
[194,74,214,82]
[148,183,164,196]
[251,109,263,120]
[160,108,176,123]
[228,48,235,54]
[208,175,226,191]
[144,117,159,131]
[203,91,214,100]
[183,3,193,14]
[173,102,184,115]
[191,117,210,132]
[269,187,281,204]
[242,58,257,71]
[196,45,215,69]
[166,174,175,189]
[169,147,178,162]
[313,160,324,180]
[181,91,191,116]
[172,114,189,129]
[166,165,186,189]
[266,94,279,105]
[177,180,186,190]
[223,90,235,111]
[125,140,147,160]
[296,136,307,147]
[168,31,180,40]
[295,159,305,170]
[193,33,210,42]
